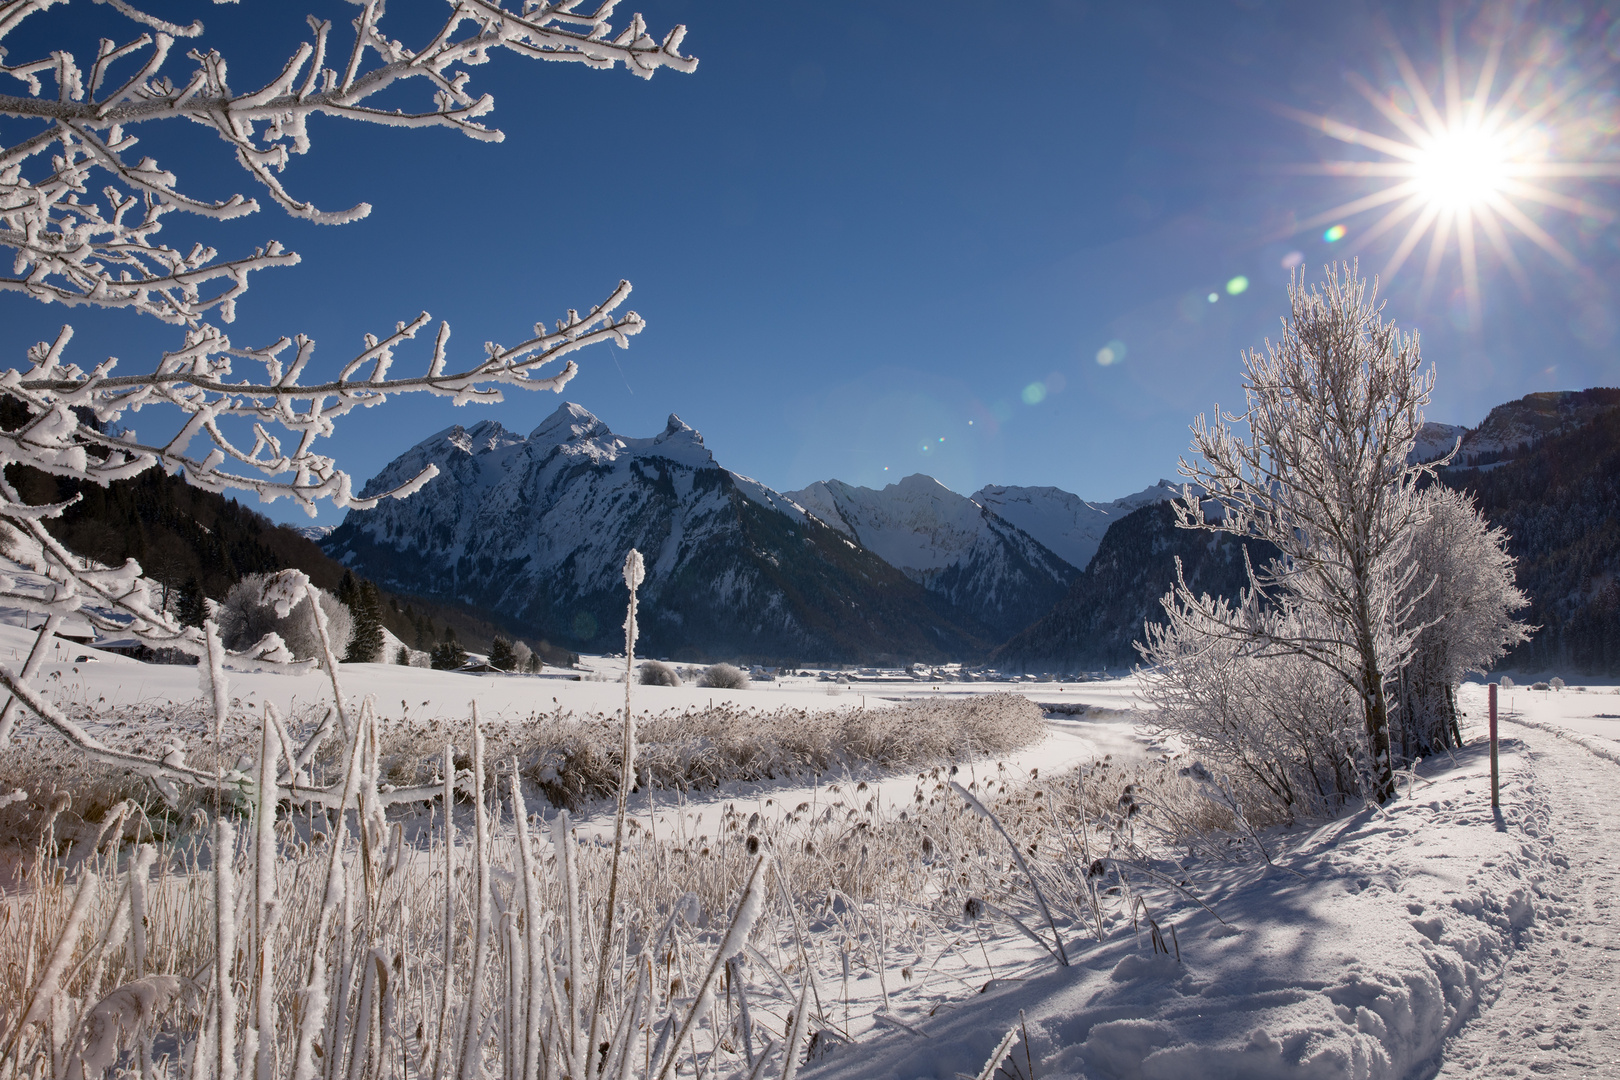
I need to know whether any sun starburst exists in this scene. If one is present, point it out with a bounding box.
[1279,11,1620,327]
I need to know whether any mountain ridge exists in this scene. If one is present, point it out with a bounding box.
[324,403,996,662]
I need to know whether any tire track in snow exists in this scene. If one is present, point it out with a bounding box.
[1436,718,1620,1077]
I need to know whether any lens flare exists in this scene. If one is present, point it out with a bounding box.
[1095,339,1127,366]
[1021,382,1047,405]
[1226,275,1250,295]
[1323,224,1347,243]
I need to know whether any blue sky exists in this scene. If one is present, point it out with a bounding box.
[6,1,1618,525]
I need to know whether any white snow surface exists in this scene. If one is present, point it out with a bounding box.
[972,480,1182,572]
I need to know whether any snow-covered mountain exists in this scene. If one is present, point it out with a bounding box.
[971,480,1182,573]
[1410,422,1469,464]
[322,404,985,662]
[1414,389,1620,467]
[1457,389,1620,463]
[782,475,1077,639]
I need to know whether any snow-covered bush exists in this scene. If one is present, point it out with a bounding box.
[1396,485,1531,756]
[1551,676,1566,690]
[216,574,353,665]
[1141,602,1366,819]
[699,662,750,689]
[374,694,1045,809]
[1500,676,1515,689]
[0,694,1236,1080]
[639,660,681,686]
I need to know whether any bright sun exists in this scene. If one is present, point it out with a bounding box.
[1281,15,1619,326]
[1411,127,1510,211]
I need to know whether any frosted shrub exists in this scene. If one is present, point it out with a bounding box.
[1500,676,1515,689]
[1140,602,1367,820]
[1,715,1230,1080]
[699,663,750,690]
[1551,677,1566,690]
[1396,486,1530,756]
[639,660,681,686]
[217,574,353,664]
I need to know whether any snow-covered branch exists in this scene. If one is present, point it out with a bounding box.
[1,0,693,323]
[2,279,637,513]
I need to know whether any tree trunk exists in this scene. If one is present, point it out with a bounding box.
[1446,683,1463,749]
[1363,670,1396,803]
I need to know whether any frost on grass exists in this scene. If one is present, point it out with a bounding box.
[394,693,1046,809]
[0,701,1219,1080]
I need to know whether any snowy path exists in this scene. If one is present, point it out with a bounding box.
[1436,705,1620,1078]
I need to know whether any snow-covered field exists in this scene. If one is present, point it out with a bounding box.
[5,616,1619,1079]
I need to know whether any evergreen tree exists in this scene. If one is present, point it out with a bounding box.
[488,635,518,670]
[396,645,411,666]
[344,579,385,663]
[430,639,467,670]
[174,577,208,628]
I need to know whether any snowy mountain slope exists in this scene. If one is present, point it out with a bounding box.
[1412,388,1620,468]
[1459,388,1620,463]
[782,474,1078,640]
[972,480,1182,572]
[322,404,985,662]
[1410,422,1468,464]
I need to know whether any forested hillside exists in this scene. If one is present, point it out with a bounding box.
[993,501,1275,672]
[1444,400,1620,674]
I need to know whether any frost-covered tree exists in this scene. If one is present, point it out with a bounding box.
[512,639,534,672]
[1168,264,1441,803]
[1395,485,1532,755]
[0,0,695,780]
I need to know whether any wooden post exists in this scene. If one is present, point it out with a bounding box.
[1489,681,1499,810]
